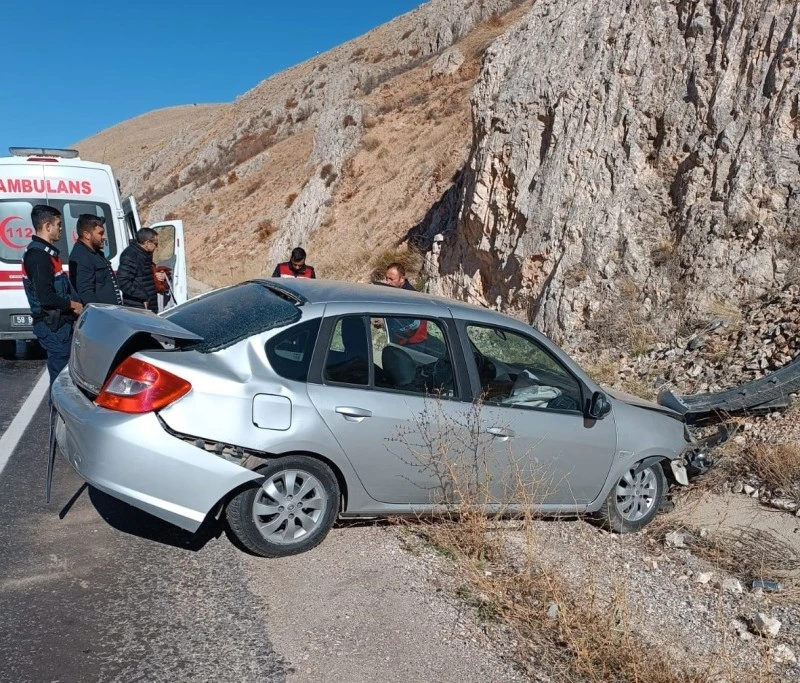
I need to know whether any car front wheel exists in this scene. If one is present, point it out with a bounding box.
[597,460,667,533]
[226,455,340,558]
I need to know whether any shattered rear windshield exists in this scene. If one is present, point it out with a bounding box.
[163,281,301,353]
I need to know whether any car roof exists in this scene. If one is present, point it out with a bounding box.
[260,277,510,322]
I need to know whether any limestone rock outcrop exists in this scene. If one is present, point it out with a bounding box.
[426,0,800,348]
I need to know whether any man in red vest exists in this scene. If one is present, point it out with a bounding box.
[381,262,445,357]
[272,247,316,278]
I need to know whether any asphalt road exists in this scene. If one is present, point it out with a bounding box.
[0,347,288,683]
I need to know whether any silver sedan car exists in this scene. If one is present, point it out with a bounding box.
[52,279,696,557]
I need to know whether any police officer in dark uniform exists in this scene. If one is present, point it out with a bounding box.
[22,205,83,385]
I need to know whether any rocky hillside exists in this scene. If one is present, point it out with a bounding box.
[75,0,800,360]
[76,0,535,287]
[422,0,800,351]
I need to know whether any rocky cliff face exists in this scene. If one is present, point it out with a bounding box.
[426,0,800,350]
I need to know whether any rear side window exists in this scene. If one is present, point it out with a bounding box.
[266,319,321,382]
[0,198,116,263]
[164,282,301,353]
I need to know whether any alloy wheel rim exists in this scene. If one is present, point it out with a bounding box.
[614,467,658,522]
[252,469,328,544]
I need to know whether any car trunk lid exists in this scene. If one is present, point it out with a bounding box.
[70,305,202,397]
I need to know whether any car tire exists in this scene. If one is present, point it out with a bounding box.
[597,460,667,533]
[226,455,340,558]
[0,340,16,359]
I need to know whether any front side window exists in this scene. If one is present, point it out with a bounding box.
[371,316,456,397]
[466,325,582,412]
[0,199,116,263]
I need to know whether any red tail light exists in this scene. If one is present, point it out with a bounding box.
[96,357,191,413]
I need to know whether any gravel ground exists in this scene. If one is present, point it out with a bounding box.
[235,491,800,682]
[241,522,525,683]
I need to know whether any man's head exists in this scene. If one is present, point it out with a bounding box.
[76,214,106,251]
[30,205,62,245]
[290,246,307,273]
[136,228,159,253]
[384,262,407,288]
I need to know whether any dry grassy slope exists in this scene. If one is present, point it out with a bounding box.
[73,2,534,289]
[74,104,229,189]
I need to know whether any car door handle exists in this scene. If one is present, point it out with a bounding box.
[487,426,515,438]
[336,406,373,420]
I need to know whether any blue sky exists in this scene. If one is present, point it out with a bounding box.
[1,0,423,154]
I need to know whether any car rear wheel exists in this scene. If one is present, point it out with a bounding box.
[226,455,340,558]
[597,460,666,533]
[0,340,16,359]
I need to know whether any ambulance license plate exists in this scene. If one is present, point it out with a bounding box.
[10,314,32,327]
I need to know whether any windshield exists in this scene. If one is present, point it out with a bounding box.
[0,198,117,264]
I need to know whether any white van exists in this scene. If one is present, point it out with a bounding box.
[0,147,187,356]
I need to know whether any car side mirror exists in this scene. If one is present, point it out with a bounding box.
[587,391,612,419]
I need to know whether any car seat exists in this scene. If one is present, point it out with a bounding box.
[381,345,418,390]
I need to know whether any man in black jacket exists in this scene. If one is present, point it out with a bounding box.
[68,214,123,305]
[118,227,162,311]
[22,205,83,384]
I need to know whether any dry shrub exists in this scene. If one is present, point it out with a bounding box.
[401,28,414,40]
[677,523,800,579]
[164,211,179,221]
[408,47,420,58]
[285,97,298,109]
[343,114,357,127]
[580,354,618,387]
[319,163,334,179]
[651,239,675,266]
[351,46,366,60]
[397,398,721,682]
[740,442,800,499]
[362,112,379,130]
[487,12,504,28]
[590,276,660,356]
[369,247,422,283]
[227,171,239,184]
[362,136,381,152]
[244,181,259,198]
[370,52,387,64]
[256,219,276,243]
[285,192,298,209]
[210,178,224,191]
[203,203,213,215]
[324,172,338,188]
[294,107,312,124]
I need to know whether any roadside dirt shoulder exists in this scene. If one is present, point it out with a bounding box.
[241,523,524,683]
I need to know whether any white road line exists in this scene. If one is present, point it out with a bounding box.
[0,370,49,476]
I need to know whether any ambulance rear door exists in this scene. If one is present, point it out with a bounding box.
[150,219,187,306]
[122,195,141,241]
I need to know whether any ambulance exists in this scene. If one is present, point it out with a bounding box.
[0,147,187,357]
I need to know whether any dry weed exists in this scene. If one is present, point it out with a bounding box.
[369,247,422,282]
[397,397,724,682]
[740,442,800,500]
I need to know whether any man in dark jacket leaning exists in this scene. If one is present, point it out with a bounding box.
[22,205,83,385]
[118,227,162,311]
[68,214,123,305]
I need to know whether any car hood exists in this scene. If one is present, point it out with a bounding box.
[605,387,683,420]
